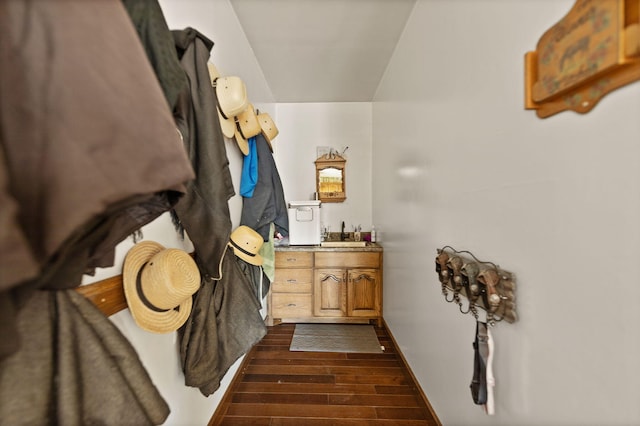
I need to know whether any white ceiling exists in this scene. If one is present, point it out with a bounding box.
[229,0,416,103]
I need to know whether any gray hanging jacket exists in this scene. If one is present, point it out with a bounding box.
[240,134,289,240]
[122,0,189,111]
[172,27,235,280]
[0,289,170,425]
[179,248,267,396]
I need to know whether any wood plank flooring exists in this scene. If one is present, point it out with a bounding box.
[209,323,441,425]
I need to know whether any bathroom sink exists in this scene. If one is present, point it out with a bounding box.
[320,241,368,247]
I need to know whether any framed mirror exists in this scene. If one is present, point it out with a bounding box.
[315,153,346,203]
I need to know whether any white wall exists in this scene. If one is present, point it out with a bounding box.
[81,1,274,425]
[275,102,373,234]
[374,1,640,426]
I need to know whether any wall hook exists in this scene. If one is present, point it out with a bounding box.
[435,246,517,325]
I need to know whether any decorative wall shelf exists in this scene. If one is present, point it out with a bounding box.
[525,0,640,118]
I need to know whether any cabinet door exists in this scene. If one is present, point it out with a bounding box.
[314,269,346,317]
[347,269,380,317]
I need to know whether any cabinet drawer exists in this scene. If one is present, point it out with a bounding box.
[275,251,313,268]
[271,294,312,318]
[273,268,313,293]
[315,252,380,268]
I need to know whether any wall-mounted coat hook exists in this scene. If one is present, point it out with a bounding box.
[435,246,517,325]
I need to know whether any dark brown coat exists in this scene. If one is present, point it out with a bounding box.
[0,0,194,358]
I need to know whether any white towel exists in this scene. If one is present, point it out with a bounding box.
[484,327,495,415]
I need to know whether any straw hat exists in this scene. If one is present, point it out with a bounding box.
[236,103,261,138]
[207,63,248,139]
[228,226,264,265]
[234,103,261,156]
[257,112,279,152]
[123,241,201,333]
[217,77,247,119]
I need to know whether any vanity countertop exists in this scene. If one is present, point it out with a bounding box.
[275,242,382,252]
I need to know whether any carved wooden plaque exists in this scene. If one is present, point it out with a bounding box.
[533,0,621,101]
[525,0,640,118]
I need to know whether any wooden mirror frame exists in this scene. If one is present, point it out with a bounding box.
[314,154,346,203]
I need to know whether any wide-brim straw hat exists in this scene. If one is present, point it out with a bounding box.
[234,103,261,156]
[208,63,248,139]
[258,112,279,152]
[215,76,249,138]
[236,102,261,136]
[123,241,201,333]
[228,225,264,265]
[217,76,247,118]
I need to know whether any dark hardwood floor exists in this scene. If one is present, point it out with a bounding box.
[209,322,441,425]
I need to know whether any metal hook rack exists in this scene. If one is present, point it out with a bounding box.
[436,246,517,326]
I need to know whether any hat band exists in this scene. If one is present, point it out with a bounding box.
[230,238,257,259]
[136,262,170,313]
[211,82,229,120]
[219,106,229,120]
[235,120,248,139]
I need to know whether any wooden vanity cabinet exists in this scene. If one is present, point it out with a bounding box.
[315,251,381,320]
[268,248,382,326]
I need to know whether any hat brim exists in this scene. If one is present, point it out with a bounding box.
[237,249,263,266]
[234,128,250,156]
[218,107,236,139]
[236,104,261,140]
[123,241,195,334]
[228,243,263,266]
[258,113,278,152]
